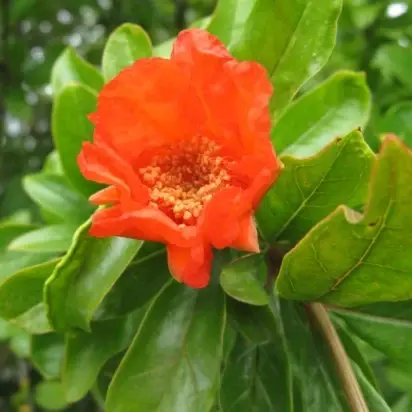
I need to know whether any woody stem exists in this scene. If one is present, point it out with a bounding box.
[307,302,369,412]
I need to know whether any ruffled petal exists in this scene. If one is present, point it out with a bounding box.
[78,141,149,208]
[89,205,197,247]
[171,29,273,157]
[234,154,283,208]
[171,29,231,81]
[223,60,273,152]
[90,58,205,159]
[199,187,247,249]
[167,243,212,288]
[231,213,260,253]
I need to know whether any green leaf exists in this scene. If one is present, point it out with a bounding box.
[31,333,65,379]
[373,44,412,92]
[279,299,347,411]
[208,0,342,117]
[153,38,173,58]
[220,254,268,306]
[276,137,412,306]
[393,396,412,412]
[0,317,11,340]
[52,84,102,197]
[218,337,292,412]
[35,381,69,411]
[42,151,64,175]
[23,173,94,224]
[11,303,52,335]
[9,327,31,358]
[0,250,56,284]
[333,304,412,367]
[0,223,36,250]
[106,281,226,412]
[45,220,141,332]
[8,224,77,253]
[63,310,143,402]
[222,299,293,411]
[333,320,378,390]
[102,23,152,81]
[379,102,412,147]
[354,364,392,412]
[272,71,371,156]
[51,47,104,95]
[227,300,279,344]
[95,242,169,320]
[0,210,31,225]
[0,258,59,319]
[257,131,374,244]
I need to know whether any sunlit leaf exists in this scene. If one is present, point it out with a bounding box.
[52,47,104,95]
[102,23,152,80]
[45,220,140,332]
[258,131,374,244]
[276,137,412,306]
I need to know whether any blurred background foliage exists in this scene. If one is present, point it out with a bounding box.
[1,0,412,410]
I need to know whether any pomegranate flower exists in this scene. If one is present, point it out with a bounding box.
[78,28,282,288]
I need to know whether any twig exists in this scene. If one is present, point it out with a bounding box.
[307,302,369,412]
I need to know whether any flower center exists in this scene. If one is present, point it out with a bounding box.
[138,136,233,226]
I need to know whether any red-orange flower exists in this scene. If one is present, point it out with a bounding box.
[78,28,282,288]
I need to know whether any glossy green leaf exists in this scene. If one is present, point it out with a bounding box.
[227,299,279,344]
[0,210,31,226]
[9,327,31,358]
[153,38,173,58]
[286,301,389,412]
[277,137,412,306]
[354,364,392,412]
[0,223,36,250]
[102,23,152,81]
[0,258,59,319]
[51,47,104,95]
[52,84,102,197]
[9,224,77,252]
[42,150,64,175]
[45,220,141,332]
[219,337,292,412]
[279,299,347,411]
[0,250,55,284]
[0,318,11,341]
[106,281,226,412]
[272,71,371,156]
[333,320,378,390]
[379,102,412,147]
[95,242,169,320]
[393,396,412,412]
[333,304,412,367]
[220,253,268,306]
[223,299,293,411]
[23,173,94,224]
[208,0,342,117]
[258,131,374,244]
[63,309,143,402]
[11,303,52,335]
[35,381,69,411]
[387,366,412,395]
[31,333,65,379]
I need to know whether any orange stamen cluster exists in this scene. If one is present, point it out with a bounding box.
[138,136,233,226]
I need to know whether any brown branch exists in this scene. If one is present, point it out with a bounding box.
[308,302,369,412]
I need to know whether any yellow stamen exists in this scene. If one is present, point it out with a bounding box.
[138,136,233,226]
